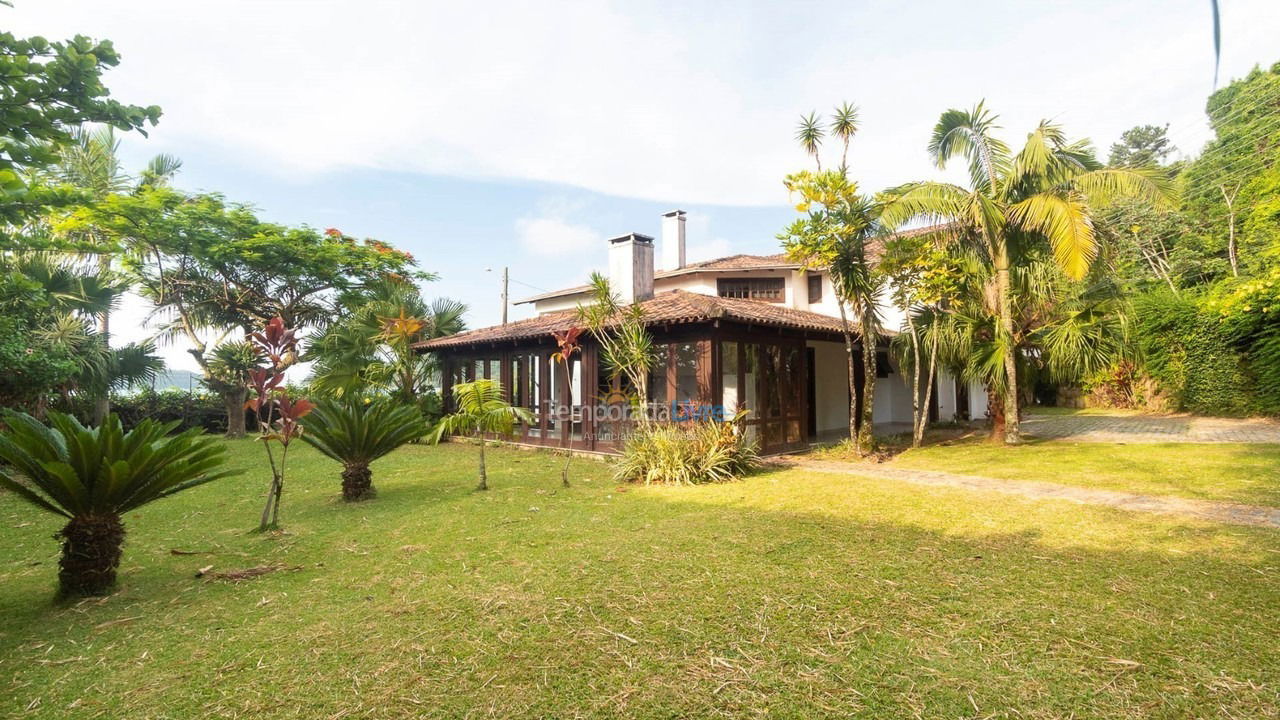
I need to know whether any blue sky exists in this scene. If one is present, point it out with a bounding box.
[9,0,1280,371]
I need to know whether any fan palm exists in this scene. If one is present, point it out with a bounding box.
[0,411,237,596]
[301,398,428,501]
[430,379,534,491]
[880,104,1171,442]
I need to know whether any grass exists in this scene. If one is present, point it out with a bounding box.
[1,439,1278,718]
[891,437,1280,508]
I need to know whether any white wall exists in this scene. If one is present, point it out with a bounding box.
[808,340,849,434]
[871,356,914,425]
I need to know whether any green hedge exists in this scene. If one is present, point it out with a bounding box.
[55,389,233,434]
[1133,292,1264,416]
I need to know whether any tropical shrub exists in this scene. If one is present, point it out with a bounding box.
[613,414,759,485]
[301,398,427,501]
[0,411,237,596]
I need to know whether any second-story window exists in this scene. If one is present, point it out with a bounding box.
[807,274,823,304]
[717,277,785,303]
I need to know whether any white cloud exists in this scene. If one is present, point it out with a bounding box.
[515,215,601,256]
[9,1,1280,207]
[14,1,1280,208]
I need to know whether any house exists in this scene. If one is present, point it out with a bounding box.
[417,210,987,455]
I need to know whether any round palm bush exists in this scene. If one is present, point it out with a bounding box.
[0,411,238,596]
[301,398,428,501]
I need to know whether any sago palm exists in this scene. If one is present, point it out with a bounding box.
[0,411,237,596]
[301,398,428,501]
[880,103,1171,443]
[431,379,534,491]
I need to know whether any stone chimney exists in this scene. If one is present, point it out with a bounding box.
[661,209,686,271]
[607,232,654,305]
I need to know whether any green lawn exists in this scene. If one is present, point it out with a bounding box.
[1,440,1278,718]
[892,438,1280,508]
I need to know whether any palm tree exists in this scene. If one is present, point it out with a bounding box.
[301,398,428,501]
[309,278,466,409]
[54,125,182,424]
[431,379,534,491]
[0,411,237,596]
[779,104,885,456]
[206,341,262,438]
[880,104,1171,443]
[7,252,163,414]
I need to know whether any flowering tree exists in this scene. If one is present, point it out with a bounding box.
[246,317,314,531]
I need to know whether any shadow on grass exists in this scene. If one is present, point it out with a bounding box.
[0,445,1276,717]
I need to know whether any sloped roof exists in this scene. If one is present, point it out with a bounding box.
[416,289,855,351]
[513,224,952,306]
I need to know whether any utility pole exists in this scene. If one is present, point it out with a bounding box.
[501,266,509,325]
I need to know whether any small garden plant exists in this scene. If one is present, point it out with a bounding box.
[246,317,314,531]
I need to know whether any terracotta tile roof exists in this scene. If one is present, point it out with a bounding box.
[416,290,858,350]
[513,224,952,305]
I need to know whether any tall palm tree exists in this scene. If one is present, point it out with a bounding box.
[54,125,182,424]
[6,252,163,412]
[880,104,1170,443]
[431,379,534,491]
[779,104,885,456]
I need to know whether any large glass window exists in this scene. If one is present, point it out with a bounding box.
[721,341,739,413]
[674,342,700,410]
[807,274,823,303]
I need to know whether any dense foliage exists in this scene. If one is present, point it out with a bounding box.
[613,415,759,485]
[1093,61,1280,415]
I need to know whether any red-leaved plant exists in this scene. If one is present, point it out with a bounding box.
[247,317,314,531]
[549,327,583,488]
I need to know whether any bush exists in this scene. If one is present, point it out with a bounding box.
[54,388,231,433]
[1133,291,1261,416]
[613,416,759,485]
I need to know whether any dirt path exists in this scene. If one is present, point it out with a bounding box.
[780,459,1280,529]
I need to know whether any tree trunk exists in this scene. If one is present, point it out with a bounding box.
[858,319,877,456]
[836,299,859,449]
[92,253,112,426]
[476,436,488,491]
[906,311,922,448]
[916,327,938,448]
[341,462,375,501]
[58,513,125,596]
[561,454,571,488]
[988,389,1005,441]
[224,387,247,438]
[994,251,1021,444]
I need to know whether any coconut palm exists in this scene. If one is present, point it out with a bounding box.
[430,379,534,491]
[301,398,428,501]
[0,411,237,596]
[880,104,1171,442]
